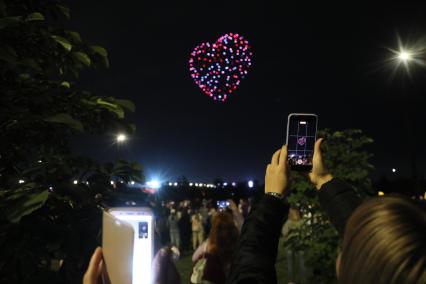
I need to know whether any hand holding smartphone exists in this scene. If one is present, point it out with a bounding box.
[286,113,318,171]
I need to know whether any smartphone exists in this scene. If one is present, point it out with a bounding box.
[108,207,154,284]
[217,200,230,209]
[286,113,318,171]
[103,211,134,284]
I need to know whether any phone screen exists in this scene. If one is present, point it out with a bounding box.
[217,200,229,209]
[110,209,154,284]
[286,114,317,171]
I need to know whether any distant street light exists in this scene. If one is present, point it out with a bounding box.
[73,180,78,185]
[248,180,254,188]
[116,133,127,143]
[18,179,25,184]
[392,168,397,173]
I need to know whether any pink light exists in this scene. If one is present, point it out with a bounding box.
[189,33,252,102]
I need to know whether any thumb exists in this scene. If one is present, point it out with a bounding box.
[314,138,324,157]
[84,247,103,283]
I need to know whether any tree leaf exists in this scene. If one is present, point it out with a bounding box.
[44,113,84,131]
[52,35,72,52]
[25,12,45,22]
[0,44,18,63]
[90,45,108,57]
[19,58,42,72]
[115,99,135,112]
[56,4,70,19]
[71,51,91,66]
[0,16,22,29]
[60,81,70,88]
[96,98,124,118]
[3,189,49,223]
[65,31,82,43]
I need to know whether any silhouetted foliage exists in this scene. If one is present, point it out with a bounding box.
[0,1,143,283]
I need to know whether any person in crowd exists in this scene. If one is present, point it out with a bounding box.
[209,207,217,220]
[156,210,170,247]
[152,245,181,284]
[191,210,204,250]
[227,139,426,284]
[238,198,250,219]
[282,207,305,284]
[178,207,192,252]
[199,200,210,235]
[192,212,239,284]
[168,208,181,249]
[226,199,244,232]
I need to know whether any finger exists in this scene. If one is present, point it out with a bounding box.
[101,259,112,284]
[97,259,103,279]
[96,260,103,284]
[314,138,324,157]
[265,164,271,178]
[271,149,281,165]
[278,144,288,167]
[87,247,103,279]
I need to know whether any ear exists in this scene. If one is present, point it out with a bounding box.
[336,252,342,279]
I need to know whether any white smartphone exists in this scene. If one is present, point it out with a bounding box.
[286,113,318,171]
[103,211,134,284]
[107,207,155,284]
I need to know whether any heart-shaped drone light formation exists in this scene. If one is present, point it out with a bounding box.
[189,33,253,102]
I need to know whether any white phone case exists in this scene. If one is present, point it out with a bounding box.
[103,211,134,284]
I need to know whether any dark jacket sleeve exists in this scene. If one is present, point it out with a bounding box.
[227,195,289,284]
[318,178,362,237]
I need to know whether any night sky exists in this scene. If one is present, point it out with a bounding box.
[69,2,426,182]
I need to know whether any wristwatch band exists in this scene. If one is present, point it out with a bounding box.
[265,192,284,200]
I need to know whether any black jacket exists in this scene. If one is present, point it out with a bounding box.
[227,178,361,284]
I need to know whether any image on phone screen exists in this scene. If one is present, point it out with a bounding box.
[139,221,148,239]
[287,114,317,171]
[217,200,229,209]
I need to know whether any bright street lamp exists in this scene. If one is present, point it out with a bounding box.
[116,133,127,143]
[397,50,412,62]
[147,180,160,189]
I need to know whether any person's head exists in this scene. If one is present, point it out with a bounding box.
[208,212,239,263]
[338,196,426,284]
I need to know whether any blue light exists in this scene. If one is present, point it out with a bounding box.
[147,180,161,189]
[248,180,254,188]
